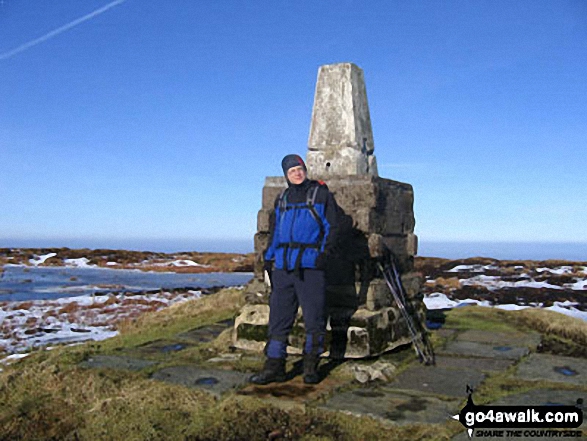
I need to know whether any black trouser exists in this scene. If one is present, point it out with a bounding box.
[266,269,326,359]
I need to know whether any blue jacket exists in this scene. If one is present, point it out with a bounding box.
[265,179,339,271]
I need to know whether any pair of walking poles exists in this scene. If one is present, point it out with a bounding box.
[377,256,435,366]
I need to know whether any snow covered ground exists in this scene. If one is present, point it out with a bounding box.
[0,257,253,364]
[0,289,206,362]
[423,262,587,322]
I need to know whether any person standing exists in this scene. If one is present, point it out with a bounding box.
[250,154,340,385]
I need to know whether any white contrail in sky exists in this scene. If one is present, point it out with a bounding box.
[0,0,127,61]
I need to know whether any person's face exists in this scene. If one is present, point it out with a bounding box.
[287,165,306,185]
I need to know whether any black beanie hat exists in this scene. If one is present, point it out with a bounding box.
[281,154,307,176]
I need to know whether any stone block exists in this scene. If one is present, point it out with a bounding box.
[242,279,269,304]
[382,234,418,258]
[361,279,391,310]
[261,178,286,209]
[256,209,272,233]
[253,232,270,256]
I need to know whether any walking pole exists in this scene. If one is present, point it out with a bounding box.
[377,257,435,365]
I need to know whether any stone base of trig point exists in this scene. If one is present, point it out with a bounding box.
[233,303,418,358]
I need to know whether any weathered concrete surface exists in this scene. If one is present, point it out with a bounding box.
[307,63,376,177]
[457,329,541,349]
[151,366,250,398]
[434,355,516,373]
[176,319,234,343]
[387,365,485,398]
[515,353,587,386]
[79,355,157,371]
[438,340,529,361]
[134,340,193,356]
[320,387,461,425]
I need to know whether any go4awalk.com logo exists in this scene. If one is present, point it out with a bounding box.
[452,387,584,439]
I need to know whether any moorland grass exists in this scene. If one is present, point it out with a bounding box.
[2,289,586,440]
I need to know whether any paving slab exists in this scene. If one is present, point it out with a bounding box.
[439,340,529,360]
[435,355,515,373]
[515,353,587,386]
[451,389,586,441]
[387,365,485,398]
[176,319,234,344]
[151,365,249,397]
[320,387,461,425]
[457,330,541,349]
[134,339,194,356]
[79,355,157,371]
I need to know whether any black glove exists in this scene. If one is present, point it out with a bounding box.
[263,260,273,273]
[315,253,328,270]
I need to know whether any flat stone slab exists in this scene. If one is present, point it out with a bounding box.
[320,387,461,425]
[176,319,234,344]
[79,355,157,371]
[388,365,485,398]
[451,389,586,440]
[151,366,249,397]
[515,353,587,386]
[435,355,515,373]
[457,329,541,348]
[134,340,193,355]
[491,389,585,416]
[438,340,529,360]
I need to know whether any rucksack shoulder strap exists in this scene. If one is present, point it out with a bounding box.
[277,188,289,212]
[306,183,320,207]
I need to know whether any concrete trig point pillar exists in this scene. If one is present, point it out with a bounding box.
[234,62,424,358]
[307,63,378,178]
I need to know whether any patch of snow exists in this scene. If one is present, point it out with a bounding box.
[423,293,459,309]
[424,294,585,322]
[0,289,203,356]
[446,264,498,273]
[460,275,563,290]
[63,258,95,268]
[29,252,57,266]
[0,353,29,364]
[170,260,210,267]
[494,304,531,311]
[544,302,587,321]
[536,266,573,275]
[106,262,118,266]
[565,279,587,291]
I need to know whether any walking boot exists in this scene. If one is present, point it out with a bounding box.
[303,354,320,384]
[249,358,286,385]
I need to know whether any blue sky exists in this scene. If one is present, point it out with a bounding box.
[1,1,586,254]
